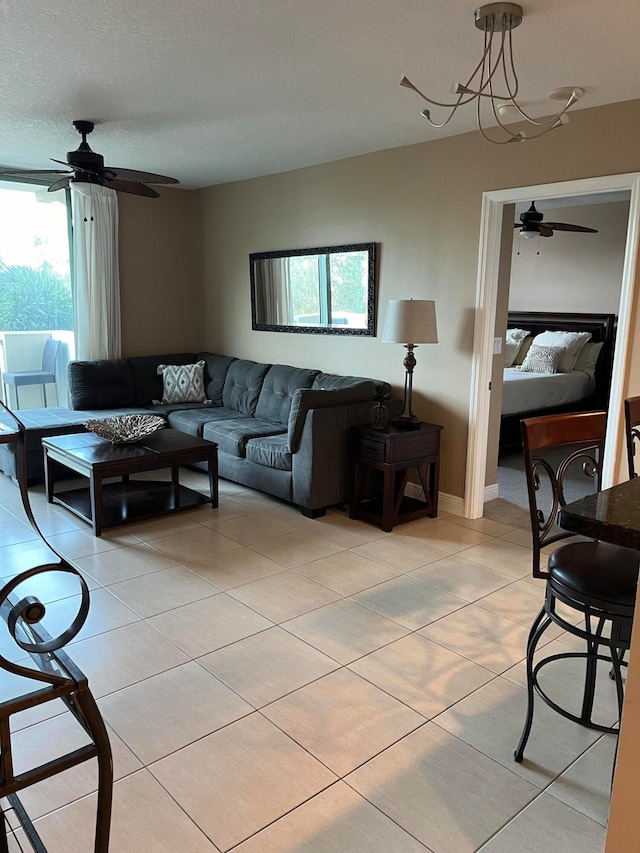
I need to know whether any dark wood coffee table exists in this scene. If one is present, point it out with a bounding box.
[43,429,218,536]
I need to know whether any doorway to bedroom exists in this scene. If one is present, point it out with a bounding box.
[484,193,630,527]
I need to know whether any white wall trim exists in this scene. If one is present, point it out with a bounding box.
[484,483,499,503]
[405,482,465,517]
[464,171,640,519]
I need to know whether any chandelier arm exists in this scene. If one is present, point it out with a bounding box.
[501,29,578,127]
[405,38,493,110]
[422,102,465,129]
[461,30,513,100]
[477,52,523,143]
[406,80,480,110]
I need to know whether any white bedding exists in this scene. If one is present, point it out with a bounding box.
[501,368,595,416]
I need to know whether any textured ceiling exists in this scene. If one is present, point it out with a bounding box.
[1,0,639,189]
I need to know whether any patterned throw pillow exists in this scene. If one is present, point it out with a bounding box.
[157,360,208,403]
[519,344,564,374]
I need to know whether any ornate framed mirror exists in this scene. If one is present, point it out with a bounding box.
[250,242,376,335]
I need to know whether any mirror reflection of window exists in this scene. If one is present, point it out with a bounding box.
[250,243,376,336]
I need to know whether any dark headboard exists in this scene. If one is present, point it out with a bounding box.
[507,311,617,410]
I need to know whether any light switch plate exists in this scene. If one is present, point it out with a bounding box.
[493,337,502,355]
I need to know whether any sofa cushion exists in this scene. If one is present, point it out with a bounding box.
[312,373,391,397]
[222,360,270,416]
[127,353,197,406]
[203,417,285,458]
[255,364,319,426]
[246,434,292,471]
[157,360,208,404]
[197,352,236,406]
[287,382,376,452]
[167,407,244,437]
[68,359,136,409]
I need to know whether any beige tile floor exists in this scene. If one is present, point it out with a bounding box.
[0,469,614,852]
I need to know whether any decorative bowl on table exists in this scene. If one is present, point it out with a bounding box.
[83,414,166,444]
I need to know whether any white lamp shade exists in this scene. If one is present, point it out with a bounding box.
[382,299,438,344]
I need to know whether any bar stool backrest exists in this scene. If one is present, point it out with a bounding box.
[520,410,606,578]
[624,396,640,479]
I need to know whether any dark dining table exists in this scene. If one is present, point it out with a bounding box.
[559,476,640,549]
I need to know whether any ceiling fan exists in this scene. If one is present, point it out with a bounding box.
[0,120,179,198]
[515,202,598,239]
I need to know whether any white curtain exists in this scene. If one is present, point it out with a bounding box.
[70,184,121,359]
[258,258,292,325]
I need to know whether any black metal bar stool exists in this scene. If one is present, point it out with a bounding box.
[0,404,112,852]
[514,410,639,763]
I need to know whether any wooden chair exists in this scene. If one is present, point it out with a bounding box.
[514,411,639,764]
[624,395,640,478]
[0,404,112,851]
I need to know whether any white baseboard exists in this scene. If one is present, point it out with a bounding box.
[405,482,465,517]
[484,483,499,503]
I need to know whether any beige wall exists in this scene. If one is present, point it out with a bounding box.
[197,98,640,499]
[118,186,203,356]
[510,200,629,313]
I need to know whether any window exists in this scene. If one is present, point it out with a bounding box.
[0,182,73,409]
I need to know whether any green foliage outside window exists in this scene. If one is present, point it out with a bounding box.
[0,262,73,331]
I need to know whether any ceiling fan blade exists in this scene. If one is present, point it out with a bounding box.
[538,225,553,237]
[0,168,71,177]
[105,179,160,198]
[544,222,598,233]
[51,158,101,177]
[103,166,179,184]
[47,177,71,193]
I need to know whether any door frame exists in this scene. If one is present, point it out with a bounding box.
[465,172,640,519]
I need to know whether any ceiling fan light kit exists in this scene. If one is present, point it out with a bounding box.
[400,3,584,144]
[0,120,179,198]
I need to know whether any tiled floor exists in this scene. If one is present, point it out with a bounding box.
[0,469,614,852]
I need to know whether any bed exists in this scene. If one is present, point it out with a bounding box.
[499,311,617,453]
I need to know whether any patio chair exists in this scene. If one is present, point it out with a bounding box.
[2,337,60,408]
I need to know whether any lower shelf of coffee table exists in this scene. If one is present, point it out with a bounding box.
[52,480,211,529]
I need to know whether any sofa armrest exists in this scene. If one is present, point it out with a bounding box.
[290,398,374,510]
[287,383,375,453]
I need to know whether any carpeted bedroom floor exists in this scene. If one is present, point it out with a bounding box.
[485,448,599,531]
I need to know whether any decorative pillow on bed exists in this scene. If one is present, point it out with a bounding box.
[531,330,592,373]
[156,360,208,404]
[519,344,564,374]
[573,341,604,379]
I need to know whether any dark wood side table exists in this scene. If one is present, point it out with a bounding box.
[349,421,443,532]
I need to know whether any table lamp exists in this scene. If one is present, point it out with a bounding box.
[382,299,438,429]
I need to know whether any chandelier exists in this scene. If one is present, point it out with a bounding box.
[400,3,584,144]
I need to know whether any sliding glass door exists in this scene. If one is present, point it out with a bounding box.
[0,181,73,410]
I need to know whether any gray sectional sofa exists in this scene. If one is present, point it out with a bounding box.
[0,351,390,517]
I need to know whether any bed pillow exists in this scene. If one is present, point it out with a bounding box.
[156,360,208,404]
[504,341,523,367]
[531,330,592,373]
[573,341,604,379]
[520,344,564,374]
[504,328,531,367]
[506,328,530,345]
[513,335,534,366]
